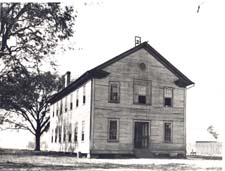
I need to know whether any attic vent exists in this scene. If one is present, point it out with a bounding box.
[139,62,146,71]
[135,36,141,46]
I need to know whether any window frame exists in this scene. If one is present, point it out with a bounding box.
[55,127,57,143]
[133,79,152,105]
[108,81,120,103]
[63,125,66,143]
[76,90,79,107]
[83,85,86,105]
[52,104,55,117]
[107,118,119,142]
[164,121,173,143]
[163,87,173,107]
[68,124,72,143]
[65,96,68,112]
[74,122,78,143]
[58,126,62,143]
[51,129,54,143]
[60,100,63,115]
[81,121,85,141]
[70,93,73,110]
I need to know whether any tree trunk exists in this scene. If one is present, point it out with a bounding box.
[35,130,41,151]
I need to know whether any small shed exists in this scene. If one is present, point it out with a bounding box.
[195,141,222,157]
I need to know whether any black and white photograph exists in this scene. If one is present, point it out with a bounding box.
[0,0,223,170]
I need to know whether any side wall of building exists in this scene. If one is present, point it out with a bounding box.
[91,48,186,155]
[48,80,92,154]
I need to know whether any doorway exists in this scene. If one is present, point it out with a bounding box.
[134,121,149,148]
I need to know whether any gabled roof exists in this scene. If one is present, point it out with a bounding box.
[49,42,194,104]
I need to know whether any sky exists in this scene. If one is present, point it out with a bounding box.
[56,0,225,143]
[1,0,225,148]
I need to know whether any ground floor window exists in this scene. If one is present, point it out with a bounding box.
[108,119,119,142]
[164,122,172,143]
[81,121,85,141]
[74,122,78,143]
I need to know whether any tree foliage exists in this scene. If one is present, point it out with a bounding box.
[0,2,75,69]
[0,66,63,150]
[207,125,219,140]
[0,2,75,150]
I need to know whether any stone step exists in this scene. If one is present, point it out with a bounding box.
[134,149,154,158]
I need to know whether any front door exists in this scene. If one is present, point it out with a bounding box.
[134,122,149,148]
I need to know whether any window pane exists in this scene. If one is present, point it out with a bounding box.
[165,88,172,97]
[165,98,172,106]
[109,120,118,140]
[164,123,172,142]
[74,122,78,143]
[134,80,151,105]
[138,95,146,104]
[81,121,85,141]
[109,82,120,102]
[138,86,146,95]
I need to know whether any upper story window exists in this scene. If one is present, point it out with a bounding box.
[60,100,63,115]
[164,87,173,107]
[81,121,85,141]
[108,119,119,142]
[109,81,120,103]
[83,85,86,105]
[52,104,55,117]
[51,129,54,143]
[65,96,68,112]
[76,90,79,107]
[133,79,151,105]
[164,122,172,143]
[56,102,59,116]
[70,93,73,110]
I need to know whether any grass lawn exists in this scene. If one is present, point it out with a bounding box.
[0,149,222,171]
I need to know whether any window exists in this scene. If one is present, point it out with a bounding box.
[164,122,172,143]
[134,79,151,105]
[63,126,66,142]
[76,90,79,107]
[56,102,59,116]
[70,94,73,110]
[68,124,72,143]
[60,100,63,115]
[83,85,86,104]
[109,81,120,103]
[81,121,85,141]
[65,96,68,112]
[55,127,57,143]
[52,104,55,117]
[164,87,173,107]
[108,119,119,141]
[74,122,78,143]
[58,126,62,143]
[51,129,54,143]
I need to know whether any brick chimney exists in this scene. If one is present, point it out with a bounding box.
[64,71,71,87]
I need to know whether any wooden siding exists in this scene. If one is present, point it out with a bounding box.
[48,80,92,154]
[91,48,186,155]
